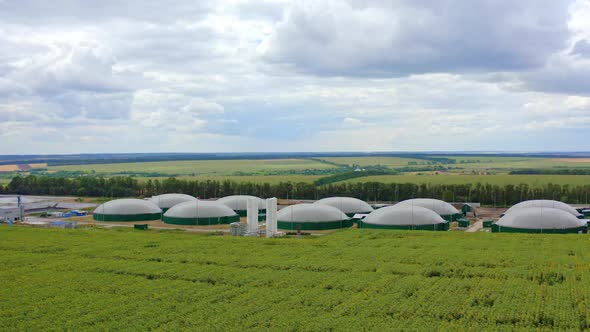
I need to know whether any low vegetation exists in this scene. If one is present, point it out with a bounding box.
[1,227,589,330]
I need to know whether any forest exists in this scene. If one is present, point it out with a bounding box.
[3,175,590,206]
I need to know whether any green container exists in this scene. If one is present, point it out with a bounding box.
[457,218,470,228]
[134,224,149,230]
[483,220,494,228]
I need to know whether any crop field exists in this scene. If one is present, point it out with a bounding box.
[49,159,335,176]
[341,174,590,187]
[323,156,424,167]
[1,227,590,330]
[137,175,321,184]
[329,156,590,172]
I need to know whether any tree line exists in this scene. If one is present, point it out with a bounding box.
[2,175,590,206]
[510,169,590,175]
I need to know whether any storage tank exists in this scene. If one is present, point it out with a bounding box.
[359,205,448,231]
[163,200,240,225]
[314,197,374,216]
[217,195,266,216]
[395,198,462,221]
[277,203,352,230]
[148,193,197,212]
[492,207,587,233]
[503,200,583,219]
[93,199,162,222]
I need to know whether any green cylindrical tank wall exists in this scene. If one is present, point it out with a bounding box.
[93,213,162,222]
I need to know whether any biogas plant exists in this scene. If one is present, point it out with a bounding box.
[91,195,590,236]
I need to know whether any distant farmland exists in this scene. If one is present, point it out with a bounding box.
[327,156,590,173]
[341,174,590,187]
[49,159,336,176]
[3,155,590,189]
[0,163,46,172]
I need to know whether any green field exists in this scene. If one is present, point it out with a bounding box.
[138,175,320,184]
[323,156,424,167]
[342,174,590,187]
[328,156,590,173]
[49,159,336,176]
[4,156,590,189]
[2,227,590,330]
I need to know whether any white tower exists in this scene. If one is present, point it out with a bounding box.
[246,197,259,235]
[266,197,278,237]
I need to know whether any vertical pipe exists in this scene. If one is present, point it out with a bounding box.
[266,198,277,237]
[247,197,259,235]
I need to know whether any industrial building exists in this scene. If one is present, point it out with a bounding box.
[148,193,197,212]
[395,198,462,221]
[503,200,583,218]
[359,205,449,231]
[217,195,266,216]
[314,197,374,216]
[492,207,587,233]
[93,199,162,222]
[277,203,352,230]
[0,206,24,221]
[163,200,240,225]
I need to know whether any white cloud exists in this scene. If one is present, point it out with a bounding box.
[260,0,573,76]
[0,0,589,153]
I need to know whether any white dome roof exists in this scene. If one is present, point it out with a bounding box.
[314,197,374,214]
[504,200,581,218]
[363,205,446,226]
[94,199,161,215]
[164,200,237,219]
[497,207,585,230]
[395,198,460,216]
[277,204,349,223]
[148,193,197,209]
[217,195,265,210]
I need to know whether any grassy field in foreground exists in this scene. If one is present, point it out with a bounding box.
[342,174,590,187]
[1,227,589,330]
[49,159,335,176]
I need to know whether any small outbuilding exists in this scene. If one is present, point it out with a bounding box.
[148,193,197,212]
[163,200,240,225]
[314,197,374,217]
[359,205,449,231]
[216,195,266,216]
[93,199,162,222]
[277,203,352,230]
[395,198,462,221]
[492,207,587,233]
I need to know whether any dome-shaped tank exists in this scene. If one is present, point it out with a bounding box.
[360,205,448,231]
[493,207,586,233]
[148,193,197,212]
[504,200,582,218]
[217,195,266,216]
[395,198,462,221]
[93,199,162,222]
[277,203,352,230]
[314,197,374,216]
[163,200,240,225]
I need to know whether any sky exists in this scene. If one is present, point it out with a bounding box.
[0,0,589,154]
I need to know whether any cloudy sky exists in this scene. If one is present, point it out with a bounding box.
[1,0,589,154]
